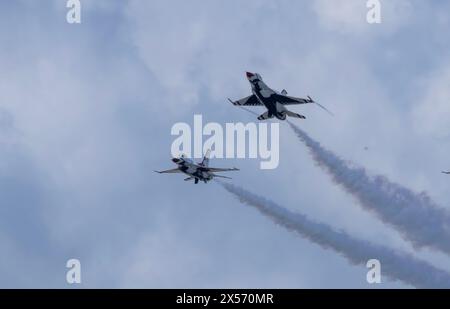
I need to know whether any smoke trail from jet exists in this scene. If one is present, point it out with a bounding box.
[289,122,450,255]
[219,181,450,288]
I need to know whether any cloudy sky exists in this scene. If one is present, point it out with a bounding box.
[0,0,449,288]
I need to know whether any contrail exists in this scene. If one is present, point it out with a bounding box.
[219,181,450,288]
[289,122,450,255]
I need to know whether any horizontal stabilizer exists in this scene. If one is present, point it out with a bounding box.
[212,174,233,180]
[257,111,273,121]
[285,110,306,119]
[154,168,181,174]
[228,98,237,105]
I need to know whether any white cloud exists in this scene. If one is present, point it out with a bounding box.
[124,0,312,113]
[1,0,450,288]
[313,0,367,33]
[412,63,450,137]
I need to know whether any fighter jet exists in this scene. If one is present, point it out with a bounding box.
[442,171,450,174]
[154,150,239,184]
[228,72,332,121]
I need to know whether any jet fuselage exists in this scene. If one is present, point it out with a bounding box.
[172,158,212,183]
[248,72,287,120]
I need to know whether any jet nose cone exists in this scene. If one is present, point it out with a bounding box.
[172,158,181,163]
[246,72,255,78]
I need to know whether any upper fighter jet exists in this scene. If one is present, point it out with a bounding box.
[154,150,239,184]
[228,72,332,121]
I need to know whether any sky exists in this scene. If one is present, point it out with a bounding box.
[0,0,450,288]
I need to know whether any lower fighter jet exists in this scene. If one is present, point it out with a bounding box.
[442,171,450,175]
[228,72,332,120]
[155,150,239,184]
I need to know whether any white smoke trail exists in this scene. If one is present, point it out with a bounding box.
[219,181,450,288]
[289,122,450,255]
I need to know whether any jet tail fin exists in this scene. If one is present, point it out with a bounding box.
[201,149,211,167]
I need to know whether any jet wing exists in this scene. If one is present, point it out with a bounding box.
[212,174,233,180]
[198,167,239,172]
[274,94,313,105]
[154,168,181,174]
[228,95,262,106]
